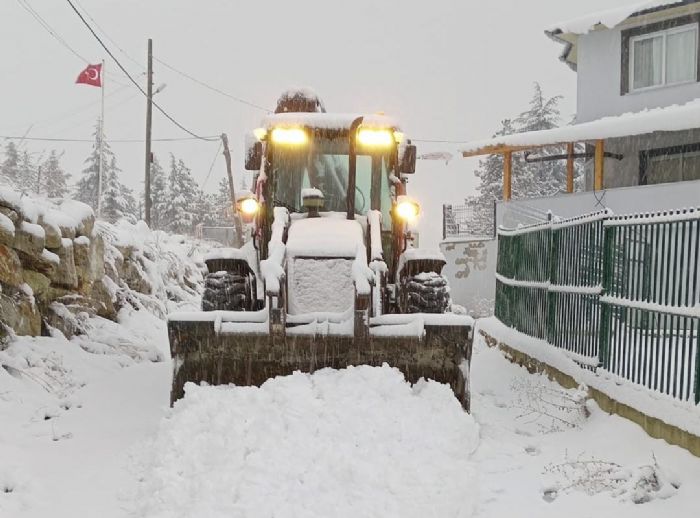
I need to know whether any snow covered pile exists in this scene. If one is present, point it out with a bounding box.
[138,365,479,518]
[96,219,206,318]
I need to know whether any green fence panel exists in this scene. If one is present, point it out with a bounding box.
[496,207,700,404]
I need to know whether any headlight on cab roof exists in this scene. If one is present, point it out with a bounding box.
[270,127,308,145]
[395,196,420,222]
[357,128,395,147]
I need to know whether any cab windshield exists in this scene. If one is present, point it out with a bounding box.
[270,135,394,224]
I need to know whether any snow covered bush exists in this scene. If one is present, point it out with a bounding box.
[543,454,680,504]
[510,375,589,433]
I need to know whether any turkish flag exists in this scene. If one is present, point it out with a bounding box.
[76,63,102,87]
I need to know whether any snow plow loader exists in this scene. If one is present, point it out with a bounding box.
[167,91,473,410]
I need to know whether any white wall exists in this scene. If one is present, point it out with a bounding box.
[577,24,700,123]
[497,179,700,228]
[440,238,496,318]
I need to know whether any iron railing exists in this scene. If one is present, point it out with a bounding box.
[495,208,700,403]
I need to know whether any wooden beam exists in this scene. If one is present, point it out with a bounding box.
[503,151,512,201]
[462,143,552,158]
[594,139,605,191]
[566,142,574,193]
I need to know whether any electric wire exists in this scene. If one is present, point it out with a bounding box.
[201,140,223,189]
[16,0,87,63]
[15,0,130,88]
[64,0,217,141]
[153,56,270,112]
[0,135,220,143]
[72,0,146,72]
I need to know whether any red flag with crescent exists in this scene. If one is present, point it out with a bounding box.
[75,63,102,87]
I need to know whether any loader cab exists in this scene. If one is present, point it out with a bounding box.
[251,119,408,265]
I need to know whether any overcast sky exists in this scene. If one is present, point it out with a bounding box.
[1,0,640,246]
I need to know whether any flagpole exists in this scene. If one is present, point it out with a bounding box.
[97,59,105,219]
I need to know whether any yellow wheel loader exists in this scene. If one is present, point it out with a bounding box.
[167,90,473,410]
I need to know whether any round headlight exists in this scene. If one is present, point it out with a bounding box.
[396,200,420,221]
[239,197,260,216]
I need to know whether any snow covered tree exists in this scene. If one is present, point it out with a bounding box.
[1,142,20,187]
[19,151,38,194]
[149,155,168,230]
[194,190,218,227]
[120,182,139,223]
[41,150,71,198]
[212,176,234,225]
[100,156,127,223]
[99,156,138,223]
[512,83,569,198]
[164,154,199,234]
[467,83,583,232]
[75,120,113,211]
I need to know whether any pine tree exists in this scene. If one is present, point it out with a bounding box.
[164,154,199,234]
[512,83,568,198]
[75,120,113,211]
[466,83,583,233]
[1,142,20,187]
[213,176,234,225]
[149,155,168,230]
[100,156,128,223]
[193,190,217,227]
[42,150,71,198]
[120,182,138,224]
[19,151,37,195]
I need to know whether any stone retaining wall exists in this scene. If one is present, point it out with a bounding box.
[0,190,168,340]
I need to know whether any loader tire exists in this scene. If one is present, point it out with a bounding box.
[201,271,250,311]
[402,272,450,314]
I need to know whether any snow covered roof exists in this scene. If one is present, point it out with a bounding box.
[546,1,698,69]
[461,98,700,157]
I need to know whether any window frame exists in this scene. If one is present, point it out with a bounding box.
[638,141,700,185]
[620,14,700,95]
[629,24,699,92]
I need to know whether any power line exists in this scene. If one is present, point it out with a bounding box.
[72,0,145,72]
[15,0,130,88]
[0,135,220,143]
[16,0,87,63]
[64,0,217,141]
[154,56,270,112]
[201,140,224,189]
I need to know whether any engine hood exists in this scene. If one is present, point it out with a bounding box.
[286,216,364,258]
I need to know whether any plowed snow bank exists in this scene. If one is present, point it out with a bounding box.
[138,365,479,518]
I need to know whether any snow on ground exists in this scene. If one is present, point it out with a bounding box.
[0,307,172,518]
[469,335,700,518]
[2,305,700,516]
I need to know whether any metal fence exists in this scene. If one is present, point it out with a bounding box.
[495,208,700,403]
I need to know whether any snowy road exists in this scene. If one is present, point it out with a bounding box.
[2,321,699,517]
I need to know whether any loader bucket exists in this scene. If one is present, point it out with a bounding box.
[167,312,473,411]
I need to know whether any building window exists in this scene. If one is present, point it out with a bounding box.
[621,15,700,94]
[639,142,700,185]
[630,24,698,91]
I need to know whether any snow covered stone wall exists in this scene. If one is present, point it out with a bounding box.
[0,187,204,342]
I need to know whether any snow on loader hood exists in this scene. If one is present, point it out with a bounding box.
[286,217,364,258]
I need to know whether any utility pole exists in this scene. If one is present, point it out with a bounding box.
[144,38,153,227]
[221,133,243,247]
